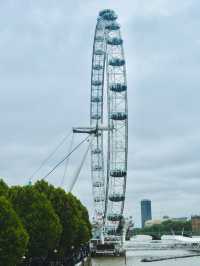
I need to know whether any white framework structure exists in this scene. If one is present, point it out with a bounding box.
[90,9,128,239]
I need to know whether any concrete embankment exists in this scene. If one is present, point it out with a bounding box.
[141,253,200,262]
[76,256,91,266]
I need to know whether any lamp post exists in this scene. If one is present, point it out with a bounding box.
[53,249,58,264]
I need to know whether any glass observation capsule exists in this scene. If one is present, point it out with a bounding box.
[94,49,104,56]
[110,83,127,92]
[94,196,105,202]
[99,9,117,21]
[107,213,123,221]
[110,169,127,177]
[93,64,103,70]
[109,58,125,67]
[92,148,102,154]
[95,36,104,42]
[92,80,102,86]
[105,22,120,31]
[93,181,104,187]
[107,37,123,46]
[91,114,101,120]
[110,112,127,120]
[91,96,102,102]
[109,193,125,202]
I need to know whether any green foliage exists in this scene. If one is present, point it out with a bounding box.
[75,220,91,245]
[34,180,91,254]
[136,220,192,236]
[0,178,91,260]
[9,186,62,258]
[67,193,92,247]
[0,196,29,266]
[35,181,76,253]
[0,178,9,197]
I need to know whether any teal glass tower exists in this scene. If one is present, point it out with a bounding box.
[141,199,152,228]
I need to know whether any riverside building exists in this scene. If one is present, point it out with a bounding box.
[191,215,200,234]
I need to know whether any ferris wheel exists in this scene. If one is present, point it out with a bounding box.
[28,9,127,241]
[90,9,128,239]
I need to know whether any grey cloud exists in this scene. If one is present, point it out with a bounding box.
[1,0,200,227]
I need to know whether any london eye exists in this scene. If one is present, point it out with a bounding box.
[89,9,128,241]
[30,8,128,244]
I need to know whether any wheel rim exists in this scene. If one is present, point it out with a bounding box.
[90,9,128,239]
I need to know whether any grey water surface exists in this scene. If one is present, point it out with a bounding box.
[91,249,200,266]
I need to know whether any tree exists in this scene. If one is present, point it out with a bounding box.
[67,193,92,246]
[0,178,9,197]
[34,180,91,254]
[75,220,91,245]
[35,180,79,253]
[0,196,29,266]
[9,186,62,259]
[137,219,192,236]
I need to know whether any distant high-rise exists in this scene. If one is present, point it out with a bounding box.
[141,199,152,228]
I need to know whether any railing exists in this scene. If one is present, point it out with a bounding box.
[19,244,90,266]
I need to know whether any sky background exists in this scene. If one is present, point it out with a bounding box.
[1,0,200,227]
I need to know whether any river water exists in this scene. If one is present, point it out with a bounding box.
[91,249,200,266]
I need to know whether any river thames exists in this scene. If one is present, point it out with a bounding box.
[91,249,200,265]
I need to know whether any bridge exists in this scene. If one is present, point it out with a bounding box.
[133,231,193,240]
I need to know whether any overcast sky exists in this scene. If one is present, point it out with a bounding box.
[1,0,200,226]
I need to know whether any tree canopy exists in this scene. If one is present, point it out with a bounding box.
[9,186,62,258]
[34,180,91,254]
[0,196,29,266]
[0,179,91,261]
[134,219,192,236]
[0,178,9,197]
